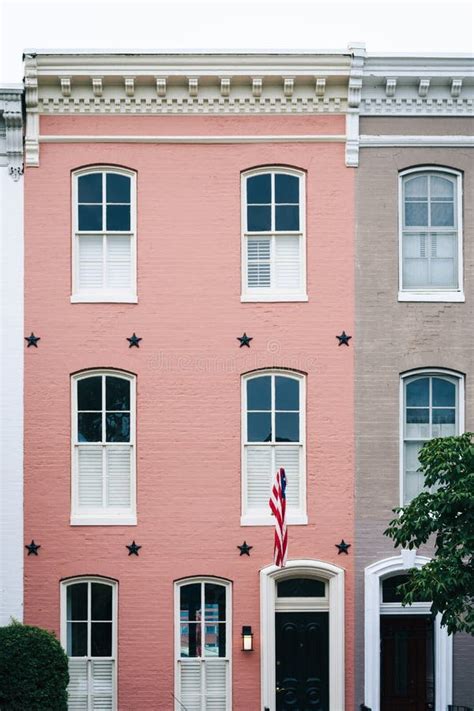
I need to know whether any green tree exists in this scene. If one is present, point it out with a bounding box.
[384,432,474,635]
[0,621,69,710]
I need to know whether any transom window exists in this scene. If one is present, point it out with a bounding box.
[61,578,116,710]
[242,168,307,302]
[72,371,136,525]
[400,168,462,299]
[242,371,306,525]
[402,372,461,505]
[175,579,231,711]
[72,168,137,303]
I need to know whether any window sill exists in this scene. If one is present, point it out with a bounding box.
[71,293,138,304]
[240,513,308,526]
[398,291,465,303]
[70,514,137,526]
[241,293,308,303]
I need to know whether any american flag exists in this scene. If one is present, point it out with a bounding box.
[269,467,288,567]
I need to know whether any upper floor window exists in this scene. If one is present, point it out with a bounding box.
[399,168,463,301]
[72,168,137,303]
[175,578,231,711]
[61,577,117,710]
[401,370,463,505]
[241,168,307,302]
[241,370,306,525]
[71,370,136,525]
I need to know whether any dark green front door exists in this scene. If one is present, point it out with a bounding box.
[275,612,329,711]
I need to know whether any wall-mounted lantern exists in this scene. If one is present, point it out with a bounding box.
[241,625,254,651]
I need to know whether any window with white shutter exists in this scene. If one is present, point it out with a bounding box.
[242,371,306,525]
[399,168,463,301]
[71,371,136,525]
[61,579,117,711]
[175,579,231,711]
[72,168,137,303]
[242,168,306,302]
[401,370,463,506]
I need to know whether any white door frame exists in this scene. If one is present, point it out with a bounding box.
[364,552,452,711]
[260,559,345,711]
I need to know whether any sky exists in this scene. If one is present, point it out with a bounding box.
[1,0,473,84]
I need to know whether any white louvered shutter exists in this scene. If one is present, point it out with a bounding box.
[106,448,131,507]
[275,236,300,290]
[105,236,131,290]
[247,238,271,288]
[246,447,272,510]
[91,660,114,711]
[68,659,89,710]
[275,446,301,508]
[78,447,103,508]
[205,660,228,710]
[180,661,202,711]
[78,236,104,291]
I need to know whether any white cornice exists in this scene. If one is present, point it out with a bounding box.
[0,88,23,180]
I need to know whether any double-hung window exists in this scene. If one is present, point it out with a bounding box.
[71,371,136,525]
[242,370,306,525]
[399,168,463,301]
[72,168,137,302]
[61,578,117,710]
[401,370,463,505]
[242,168,307,301]
[175,578,231,711]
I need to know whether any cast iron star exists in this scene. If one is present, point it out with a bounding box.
[126,540,142,556]
[336,331,352,346]
[25,333,40,348]
[25,540,41,555]
[237,333,253,348]
[127,333,142,348]
[335,539,351,555]
[237,541,253,556]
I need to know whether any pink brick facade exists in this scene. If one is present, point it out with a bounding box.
[24,110,355,710]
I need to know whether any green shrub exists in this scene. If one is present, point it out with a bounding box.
[0,621,69,710]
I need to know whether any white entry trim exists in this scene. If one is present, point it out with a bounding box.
[260,559,345,711]
[364,553,452,711]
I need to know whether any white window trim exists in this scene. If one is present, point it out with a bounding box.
[71,369,137,526]
[399,368,464,508]
[398,166,464,302]
[241,167,307,302]
[241,370,307,526]
[60,576,118,711]
[260,559,345,711]
[364,553,452,711]
[71,166,137,303]
[174,576,232,711]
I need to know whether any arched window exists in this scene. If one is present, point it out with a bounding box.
[175,577,231,711]
[399,168,463,301]
[401,370,463,505]
[71,370,136,525]
[61,577,117,710]
[241,168,307,302]
[242,370,306,525]
[72,167,137,302]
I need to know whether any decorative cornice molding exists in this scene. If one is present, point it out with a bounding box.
[39,133,346,144]
[0,88,24,180]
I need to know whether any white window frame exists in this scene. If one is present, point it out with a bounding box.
[364,553,452,711]
[398,166,464,302]
[241,369,307,526]
[71,369,137,526]
[241,167,307,302]
[71,166,137,303]
[399,368,464,508]
[60,576,118,711]
[174,576,232,711]
[260,559,345,711]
